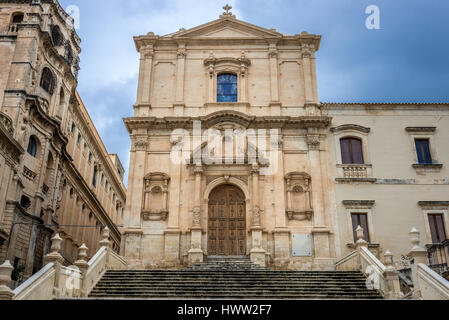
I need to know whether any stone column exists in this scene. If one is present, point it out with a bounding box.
[307,129,332,268]
[24,223,39,278]
[123,136,146,265]
[174,42,186,116]
[0,260,14,300]
[408,227,428,299]
[271,132,290,265]
[240,58,248,103]
[250,164,266,267]
[268,42,281,115]
[300,42,317,104]
[136,44,154,108]
[188,165,204,265]
[164,141,182,266]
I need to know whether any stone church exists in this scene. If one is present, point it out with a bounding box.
[123,6,449,271]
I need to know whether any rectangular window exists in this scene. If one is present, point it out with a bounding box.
[351,213,370,243]
[415,139,432,164]
[428,214,447,244]
[341,138,364,164]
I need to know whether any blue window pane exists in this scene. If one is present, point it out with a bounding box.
[415,139,432,164]
[217,73,237,102]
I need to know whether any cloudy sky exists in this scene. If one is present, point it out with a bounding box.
[58,0,449,186]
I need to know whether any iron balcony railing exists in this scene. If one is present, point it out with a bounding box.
[427,239,449,280]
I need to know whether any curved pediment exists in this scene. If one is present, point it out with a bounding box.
[200,110,255,129]
[330,124,371,134]
[144,172,170,182]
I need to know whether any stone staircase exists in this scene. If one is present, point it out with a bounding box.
[89,257,383,299]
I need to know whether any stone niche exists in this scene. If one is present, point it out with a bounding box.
[285,172,313,221]
[142,172,170,221]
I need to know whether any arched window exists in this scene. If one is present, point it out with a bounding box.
[217,73,237,102]
[27,136,38,157]
[340,137,364,164]
[11,12,24,24]
[51,25,64,46]
[40,67,56,95]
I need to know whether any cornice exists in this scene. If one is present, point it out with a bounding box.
[123,112,332,132]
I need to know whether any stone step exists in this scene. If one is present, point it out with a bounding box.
[94,283,371,289]
[88,259,382,299]
[90,289,381,295]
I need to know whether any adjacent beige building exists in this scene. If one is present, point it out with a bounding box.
[122,7,449,271]
[0,0,126,285]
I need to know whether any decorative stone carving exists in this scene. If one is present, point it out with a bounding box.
[192,206,201,227]
[220,4,236,19]
[300,42,316,58]
[306,134,320,150]
[133,136,148,151]
[142,172,170,221]
[285,172,313,221]
[252,206,261,226]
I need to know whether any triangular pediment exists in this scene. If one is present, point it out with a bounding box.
[166,18,284,39]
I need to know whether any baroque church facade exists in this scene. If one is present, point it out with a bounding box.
[123,7,449,271]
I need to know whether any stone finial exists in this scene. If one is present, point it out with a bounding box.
[0,260,14,300]
[99,227,111,249]
[408,227,427,265]
[44,233,64,265]
[76,244,88,263]
[50,233,63,253]
[355,225,368,249]
[356,225,364,241]
[409,227,423,251]
[384,250,394,268]
[74,244,89,276]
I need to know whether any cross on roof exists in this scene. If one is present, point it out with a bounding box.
[223,4,232,14]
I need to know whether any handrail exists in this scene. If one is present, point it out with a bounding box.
[13,263,55,300]
[417,263,449,300]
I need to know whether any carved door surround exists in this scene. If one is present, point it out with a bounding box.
[285,172,313,221]
[208,184,246,256]
[142,172,170,221]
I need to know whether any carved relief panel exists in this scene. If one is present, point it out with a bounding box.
[142,172,170,221]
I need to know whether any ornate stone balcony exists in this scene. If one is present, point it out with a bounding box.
[23,166,37,181]
[335,164,376,184]
[342,165,368,178]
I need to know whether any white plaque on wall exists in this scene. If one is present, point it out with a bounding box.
[292,234,312,257]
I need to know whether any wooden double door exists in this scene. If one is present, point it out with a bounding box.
[208,185,246,256]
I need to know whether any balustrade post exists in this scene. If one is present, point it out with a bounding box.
[99,227,112,268]
[74,244,89,298]
[0,260,14,300]
[383,250,403,299]
[43,233,65,298]
[408,227,427,299]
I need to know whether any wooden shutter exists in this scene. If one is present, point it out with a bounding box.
[340,138,352,164]
[428,214,447,244]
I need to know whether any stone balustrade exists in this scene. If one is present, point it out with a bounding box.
[342,165,368,179]
[0,227,127,300]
